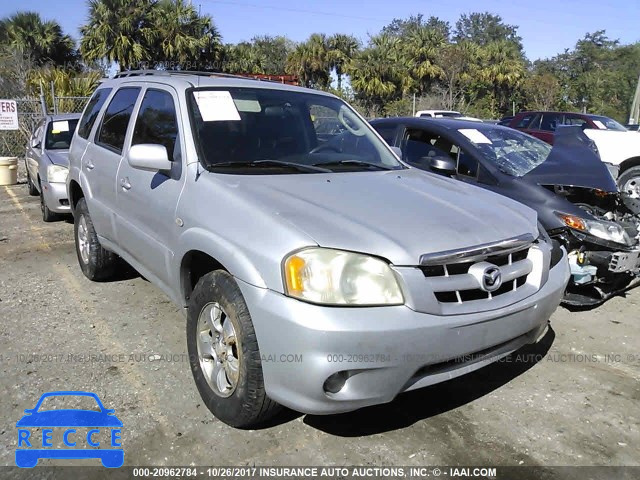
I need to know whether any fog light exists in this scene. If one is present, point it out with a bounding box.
[323,371,349,394]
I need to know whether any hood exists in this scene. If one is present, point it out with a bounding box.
[44,149,70,167]
[234,169,537,266]
[524,126,617,192]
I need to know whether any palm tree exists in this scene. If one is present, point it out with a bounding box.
[327,34,360,90]
[0,11,76,66]
[399,25,445,96]
[286,34,330,88]
[80,0,156,71]
[151,0,222,69]
[479,40,526,115]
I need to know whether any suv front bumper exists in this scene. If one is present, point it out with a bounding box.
[238,251,569,415]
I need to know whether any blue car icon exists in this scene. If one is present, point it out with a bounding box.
[16,391,123,468]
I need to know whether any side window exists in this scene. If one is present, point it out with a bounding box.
[564,115,588,128]
[455,148,479,178]
[96,87,140,154]
[373,125,397,145]
[403,129,454,166]
[78,88,113,139]
[131,89,179,161]
[515,114,535,129]
[540,114,562,132]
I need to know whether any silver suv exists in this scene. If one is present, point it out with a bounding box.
[67,71,569,428]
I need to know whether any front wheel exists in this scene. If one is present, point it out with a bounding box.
[27,172,38,196]
[618,166,640,199]
[187,270,280,428]
[73,198,118,281]
[40,190,58,222]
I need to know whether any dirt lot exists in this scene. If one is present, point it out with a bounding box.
[0,165,638,474]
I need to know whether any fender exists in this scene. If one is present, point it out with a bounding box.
[173,227,268,301]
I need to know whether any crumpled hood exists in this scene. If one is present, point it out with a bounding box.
[44,149,69,167]
[525,126,617,192]
[234,169,537,266]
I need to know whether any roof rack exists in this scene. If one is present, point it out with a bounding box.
[113,69,279,83]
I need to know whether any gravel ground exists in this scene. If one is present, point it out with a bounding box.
[0,162,638,476]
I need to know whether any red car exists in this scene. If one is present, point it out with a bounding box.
[507,111,627,144]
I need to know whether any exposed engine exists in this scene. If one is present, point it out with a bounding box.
[542,185,640,306]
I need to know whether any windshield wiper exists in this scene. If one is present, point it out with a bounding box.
[312,159,394,171]
[210,160,331,173]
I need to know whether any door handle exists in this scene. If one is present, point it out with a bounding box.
[85,161,95,170]
[120,177,131,190]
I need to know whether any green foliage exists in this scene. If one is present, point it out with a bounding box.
[223,36,294,75]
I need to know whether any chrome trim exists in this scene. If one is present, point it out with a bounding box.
[419,233,536,266]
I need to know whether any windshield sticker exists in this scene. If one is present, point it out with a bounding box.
[233,98,261,113]
[51,121,69,134]
[593,120,606,129]
[459,128,492,144]
[194,91,241,121]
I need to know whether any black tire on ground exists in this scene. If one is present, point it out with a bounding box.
[40,189,58,222]
[73,198,118,281]
[617,165,640,198]
[27,173,38,196]
[187,270,281,428]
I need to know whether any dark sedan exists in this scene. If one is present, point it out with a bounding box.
[371,117,640,307]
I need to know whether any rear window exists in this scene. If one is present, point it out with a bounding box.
[77,88,112,139]
[96,87,140,154]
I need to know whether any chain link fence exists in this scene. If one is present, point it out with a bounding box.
[0,91,89,158]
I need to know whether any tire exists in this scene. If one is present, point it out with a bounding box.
[73,198,118,281]
[27,172,38,196]
[40,189,58,222]
[617,166,640,199]
[187,270,280,428]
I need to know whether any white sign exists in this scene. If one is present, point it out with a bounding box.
[193,91,241,122]
[0,99,18,131]
[51,121,70,133]
[458,128,492,144]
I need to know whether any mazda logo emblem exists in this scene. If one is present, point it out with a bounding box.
[482,267,502,292]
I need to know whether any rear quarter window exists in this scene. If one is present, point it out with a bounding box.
[77,88,113,139]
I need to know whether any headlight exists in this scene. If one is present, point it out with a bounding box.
[47,164,68,183]
[283,248,404,306]
[555,212,631,245]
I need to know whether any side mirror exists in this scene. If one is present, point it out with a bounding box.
[390,146,403,159]
[127,144,171,172]
[428,155,456,176]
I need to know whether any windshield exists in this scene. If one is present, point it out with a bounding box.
[45,118,79,150]
[189,87,403,174]
[461,127,552,177]
[589,115,627,132]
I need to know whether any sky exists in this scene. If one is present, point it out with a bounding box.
[2,0,640,61]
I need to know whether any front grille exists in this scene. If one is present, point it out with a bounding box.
[421,246,533,304]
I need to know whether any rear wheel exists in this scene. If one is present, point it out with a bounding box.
[40,189,58,222]
[187,270,280,428]
[74,198,118,281]
[27,172,38,196]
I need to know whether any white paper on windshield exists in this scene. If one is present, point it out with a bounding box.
[51,120,69,133]
[458,128,492,144]
[194,91,241,121]
[593,120,606,129]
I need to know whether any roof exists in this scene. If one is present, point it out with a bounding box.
[371,116,503,132]
[106,70,331,97]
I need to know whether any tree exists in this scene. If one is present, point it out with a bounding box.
[437,41,481,110]
[151,0,222,69]
[0,11,76,66]
[382,14,450,40]
[524,72,560,110]
[327,34,359,90]
[286,34,330,88]
[454,12,522,51]
[398,25,446,96]
[80,0,156,70]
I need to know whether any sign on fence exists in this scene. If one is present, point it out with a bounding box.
[0,100,19,130]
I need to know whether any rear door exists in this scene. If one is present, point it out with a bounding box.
[115,85,185,287]
[83,87,141,242]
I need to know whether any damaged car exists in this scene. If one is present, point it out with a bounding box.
[371,117,640,307]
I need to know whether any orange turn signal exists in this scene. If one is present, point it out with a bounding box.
[284,255,306,294]
[559,214,587,231]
